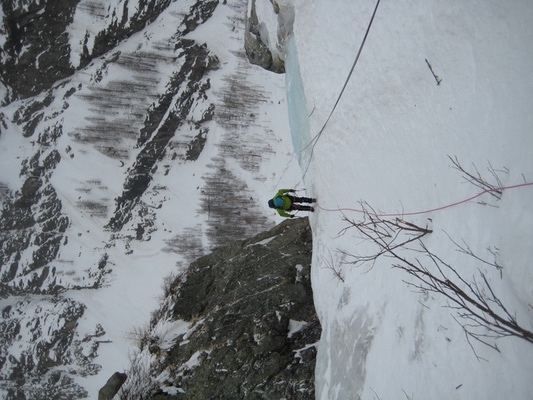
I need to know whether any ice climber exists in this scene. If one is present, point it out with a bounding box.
[268,189,317,218]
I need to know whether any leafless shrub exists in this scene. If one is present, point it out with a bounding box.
[397,242,532,354]
[337,157,532,354]
[150,271,184,326]
[445,232,503,278]
[125,324,153,350]
[448,155,508,202]
[337,201,432,270]
[340,206,533,355]
[117,350,158,400]
[322,251,345,282]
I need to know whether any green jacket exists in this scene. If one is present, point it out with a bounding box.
[272,189,293,218]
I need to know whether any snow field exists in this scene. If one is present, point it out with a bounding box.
[286,0,533,398]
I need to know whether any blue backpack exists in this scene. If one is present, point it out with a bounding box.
[274,197,284,207]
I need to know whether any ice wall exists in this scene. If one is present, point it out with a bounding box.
[284,36,312,170]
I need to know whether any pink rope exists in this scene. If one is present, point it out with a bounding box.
[317,182,533,217]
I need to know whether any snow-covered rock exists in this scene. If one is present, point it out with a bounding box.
[0,0,301,397]
[118,217,319,399]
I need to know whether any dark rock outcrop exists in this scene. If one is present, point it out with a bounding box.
[244,0,285,73]
[0,296,102,399]
[0,0,222,295]
[0,0,308,398]
[99,372,128,400]
[0,0,176,102]
[1,0,79,100]
[106,40,219,232]
[121,217,320,399]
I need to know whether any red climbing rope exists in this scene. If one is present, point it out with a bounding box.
[317,182,533,217]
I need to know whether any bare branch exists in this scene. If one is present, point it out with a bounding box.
[448,155,508,201]
[338,200,533,354]
[322,251,345,282]
[445,232,503,274]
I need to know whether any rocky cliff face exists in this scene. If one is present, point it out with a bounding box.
[1,0,307,398]
[0,0,221,297]
[1,0,192,101]
[119,217,319,399]
[0,2,220,395]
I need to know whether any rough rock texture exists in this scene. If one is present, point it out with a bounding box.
[0,296,103,400]
[0,0,307,398]
[105,39,219,232]
[244,0,285,73]
[0,1,222,397]
[0,0,221,295]
[1,0,79,100]
[0,0,175,101]
[98,372,128,400]
[120,217,320,399]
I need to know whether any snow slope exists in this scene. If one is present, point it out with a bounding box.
[285,0,533,398]
[65,2,303,396]
[1,0,302,397]
[2,0,532,398]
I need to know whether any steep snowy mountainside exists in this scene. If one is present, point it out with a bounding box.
[286,0,533,399]
[117,217,319,399]
[0,0,300,398]
[1,0,181,100]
